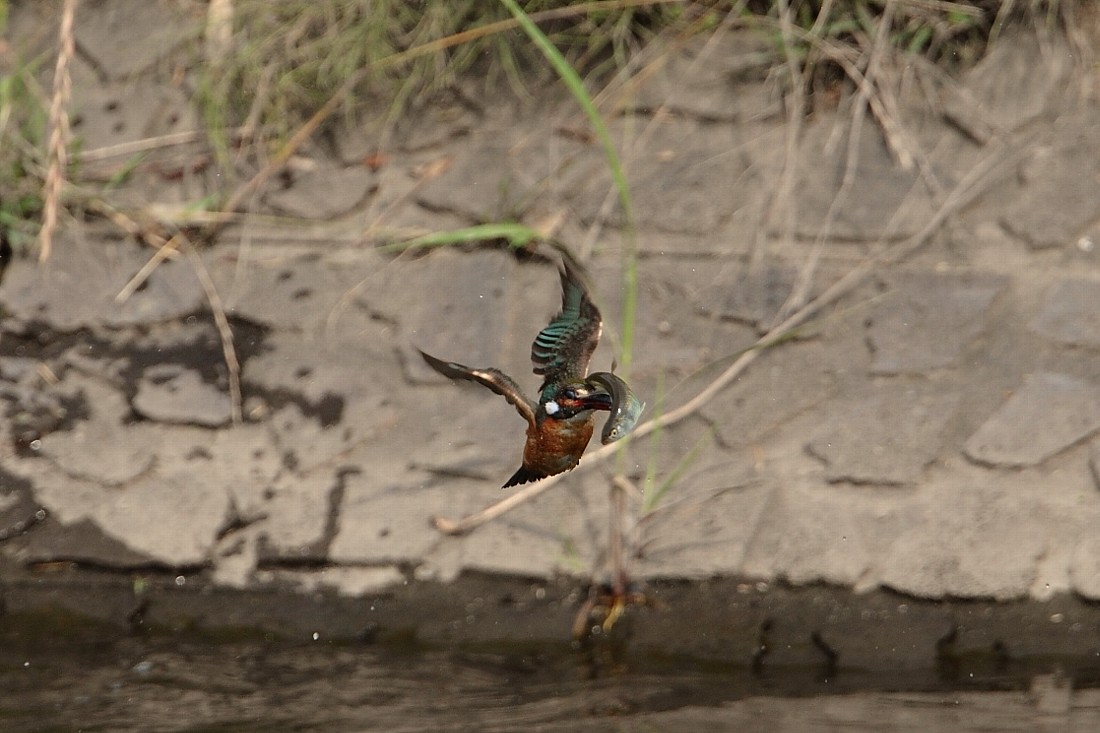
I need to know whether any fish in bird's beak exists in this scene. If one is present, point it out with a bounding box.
[585,372,644,444]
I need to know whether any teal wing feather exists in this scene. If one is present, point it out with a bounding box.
[531,261,602,392]
[418,349,537,428]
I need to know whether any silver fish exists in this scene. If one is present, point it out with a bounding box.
[586,371,644,444]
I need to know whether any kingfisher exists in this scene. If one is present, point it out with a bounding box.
[419,259,643,488]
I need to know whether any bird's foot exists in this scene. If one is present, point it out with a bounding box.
[570,581,656,642]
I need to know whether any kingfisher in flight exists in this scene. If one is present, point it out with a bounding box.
[419,259,643,488]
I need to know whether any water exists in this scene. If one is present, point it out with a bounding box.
[4,631,1100,732]
[5,576,1100,731]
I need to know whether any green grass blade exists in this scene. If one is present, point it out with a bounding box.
[497,0,637,379]
[103,153,146,192]
[642,369,666,504]
[642,425,713,515]
[380,222,546,254]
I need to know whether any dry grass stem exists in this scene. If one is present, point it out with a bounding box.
[183,243,243,425]
[205,0,235,66]
[78,129,242,164]
[772,0,898,327]
[593,1,747,112]
[115,234,185,303]
[81,194,242,423]
[765,0,808,307]
[360,156,452,241]
[39,0,78,263]
[762,16,920,173]
[579,2,749,260]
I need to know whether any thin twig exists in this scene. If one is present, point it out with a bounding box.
[80,193,242,423]
[78,129,242,164]
[987,0,1016,49]
[761,15,920,172]
[181,241,243,425]
[324,158,454,338]
[765,0,809,304]
[39,0,78,263]
[433,140,1022,536]
[580,3,749,260]
[115,233,186,303]
[808,0,837,36]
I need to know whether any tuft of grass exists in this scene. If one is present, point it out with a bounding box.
[1,0,1083,258]
[0,57,48,251]
[747,0,1076,92]
[187,0,1087,194]
[197,0,685,157]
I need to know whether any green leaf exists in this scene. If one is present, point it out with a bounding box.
[381,222,545,254]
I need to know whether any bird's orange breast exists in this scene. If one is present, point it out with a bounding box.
[522,415,596,478]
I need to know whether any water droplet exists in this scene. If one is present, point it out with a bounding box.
[174,575,186,586]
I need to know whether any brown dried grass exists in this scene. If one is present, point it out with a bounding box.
[38,0,78,263]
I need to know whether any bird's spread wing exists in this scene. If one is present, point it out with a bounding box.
[531,261,602,389]
[419,349,537,427]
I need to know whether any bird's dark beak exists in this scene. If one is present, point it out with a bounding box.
[577,390,614,410]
